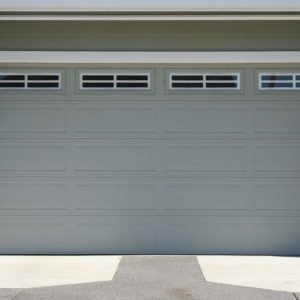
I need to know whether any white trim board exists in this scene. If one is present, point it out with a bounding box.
[1,0,300,12]
[1,14,300,21]
[1,52,300,65]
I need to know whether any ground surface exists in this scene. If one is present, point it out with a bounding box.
[197,256,300,293]
[0,256,299,300]
[0,256,121,288]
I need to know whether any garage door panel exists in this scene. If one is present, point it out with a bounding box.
[72,220,158,254]
[0,145,67,171]
[2,178,299,217]
[0,219,66,254]
[0,66,299,255]
[164,144,247,172]
[73,144,156,172]
[0,106,66,133]
[254,105,300,134]
[164,221,247,254]
[165,183,247,210]
[254,145,300,172]
[75,183,158,210]
[254,223,300,255]
[75,106,158,133]
[255,184,300,210]
[0,183,67,210]
[165,106,247,133]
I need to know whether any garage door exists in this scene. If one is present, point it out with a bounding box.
[0,66,300,255]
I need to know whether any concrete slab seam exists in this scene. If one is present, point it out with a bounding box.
[10,289,24,300]
[194,256,207,283]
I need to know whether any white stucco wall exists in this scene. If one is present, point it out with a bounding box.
[0,0,299,12]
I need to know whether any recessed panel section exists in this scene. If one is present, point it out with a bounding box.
[0,183,66,210]
[254,224,300,255]
[165,222,246,254]
[255,106,300,133]
[75,107,157,133]
[75,183,157,210]
[0,220,66,254]
[74,144,156,171]
[0,145,66,171]
[74,221,156,253]
[254,145,300,172]
[0,107,66,133]
[165,145,246,172]
[255,184,300,210]
[165,106,246,133]
[166,184,247,210]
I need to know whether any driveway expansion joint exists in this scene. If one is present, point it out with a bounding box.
[10,289,24,300]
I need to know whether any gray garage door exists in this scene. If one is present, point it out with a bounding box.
[0,66,300,255]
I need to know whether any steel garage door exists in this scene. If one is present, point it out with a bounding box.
[0,66,300,255]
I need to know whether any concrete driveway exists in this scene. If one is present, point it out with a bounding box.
[1,256,300,300]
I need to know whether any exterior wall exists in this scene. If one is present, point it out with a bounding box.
[1,21,300,51]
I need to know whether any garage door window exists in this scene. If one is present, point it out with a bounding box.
[169,73,240,90]
[259,73,300,90]
[80,73,151,90]
[0,73,61,89]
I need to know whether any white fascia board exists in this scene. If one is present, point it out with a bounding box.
[1,52,300,65]
[1,0,300,12]
[1,15,300,21]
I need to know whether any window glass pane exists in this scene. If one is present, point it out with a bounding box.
[0,72,62,90]
[82,82,114,88]
[82,75,114,81]
[116,82,148,88]
[172,82,203,88]
[80,73,151,89]
[172,75,203,81]
[0,75,25,81]
[206,82,237,88]
[117,75,148,81]
[27,82,60,88]
[261,75,293,81]
[261,82,293,88]
[206,75,238,81]
[0,82,25,88]
[28,75,59,81]
[170,73,240,90]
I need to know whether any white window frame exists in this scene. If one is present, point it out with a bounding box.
[259,73,300,90]
[80,72,151,90]
[0,72,62,90]
[169,72,241,91]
